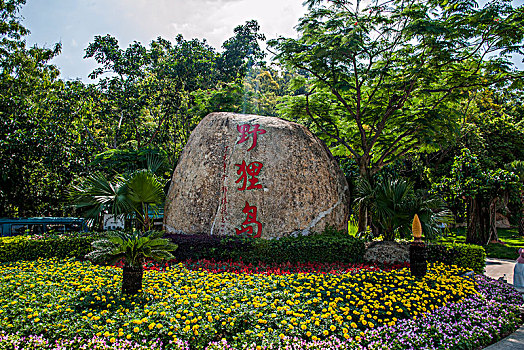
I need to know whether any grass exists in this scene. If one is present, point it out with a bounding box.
[437,227,523,260]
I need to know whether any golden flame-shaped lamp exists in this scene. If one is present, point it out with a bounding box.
[412,214,422,241]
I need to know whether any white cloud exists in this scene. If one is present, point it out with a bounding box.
[21,0,306,80]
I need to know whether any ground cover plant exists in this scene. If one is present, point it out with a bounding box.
[0,258,484,349]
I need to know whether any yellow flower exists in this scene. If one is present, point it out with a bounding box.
[133,327,139,333]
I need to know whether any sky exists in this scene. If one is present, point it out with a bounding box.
[20,0,524,83]
[20,0,307,82]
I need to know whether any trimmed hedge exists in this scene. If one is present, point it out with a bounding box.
[252,234,365,264]
[167,232,366,264]
[0,235,97,262]
[0,232,484,274]
[427,243,486,273]
[166,234,254,261]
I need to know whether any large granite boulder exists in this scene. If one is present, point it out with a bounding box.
[164,112,350,239]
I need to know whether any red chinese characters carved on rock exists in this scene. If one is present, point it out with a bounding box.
[235,201,262,238]
[235,160,263,191]
[237,124,266,151]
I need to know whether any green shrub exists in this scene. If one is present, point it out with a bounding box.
[1,230,366,265]
[166,232,366,264]
[0,235,97,262]
[427,243,486,273]
[251,234,365,264]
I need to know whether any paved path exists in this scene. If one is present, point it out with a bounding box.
[483,258,524,350]
[484,325,524,350]
[485,257,516,284]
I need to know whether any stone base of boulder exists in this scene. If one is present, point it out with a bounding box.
[364,241,410,264]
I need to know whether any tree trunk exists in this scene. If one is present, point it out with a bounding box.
[488,198,498,242]
[357,205,368,234]
[357,158,371,234]
[466,196,494,245]
[122,265,143,295]
[520,195,524,236]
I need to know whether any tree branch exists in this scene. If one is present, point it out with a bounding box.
[305,92,360,159]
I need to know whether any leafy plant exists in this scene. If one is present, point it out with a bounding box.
[69,169,166,230]
[506,160,524,236]
[355,177,453,241]
[86,230,177,294]
[437,148,520,244]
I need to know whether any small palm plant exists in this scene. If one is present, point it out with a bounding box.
[86,230,178,294]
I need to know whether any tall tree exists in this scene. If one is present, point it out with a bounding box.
[84,35,152,150]
[270,0,524,231]
[438,148,519,244]
[217,20,266,82]
[0,0,96,216]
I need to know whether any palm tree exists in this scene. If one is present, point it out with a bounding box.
[355,177,453,241]
[371,177,413,241]
[126,170,165,231]
[69,173,130,227]
[86,230,177,294]
[69,169,165,231]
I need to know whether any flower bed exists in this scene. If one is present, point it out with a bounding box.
[127,259,409,274]
[0,259,520,349]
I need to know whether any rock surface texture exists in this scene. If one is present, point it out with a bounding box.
[364,241,410,264]
[164,112,350,239]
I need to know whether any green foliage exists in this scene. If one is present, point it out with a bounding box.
[168,232,365,264]
[0,1,97,217]
[441,148,520,200]
[69,169,166,230]
[69,173,130,220]
[427,243,486,274]
[438,227,523,260]
[347,217,359,237]
[355,177,453,240]
[90,148,171,178]
[435,148,520,244]
[271,0,524,179]
[125,170,165,230]
[0,235,96,262]
[82,21,267,164]
[252,233,365,264]
[86,230,177,267]
[217,20,266,82]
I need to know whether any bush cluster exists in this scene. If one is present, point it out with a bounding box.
[0,231,486,274]
[167,231,366,264]
[0,235,96,262]
[426,243,486,273]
